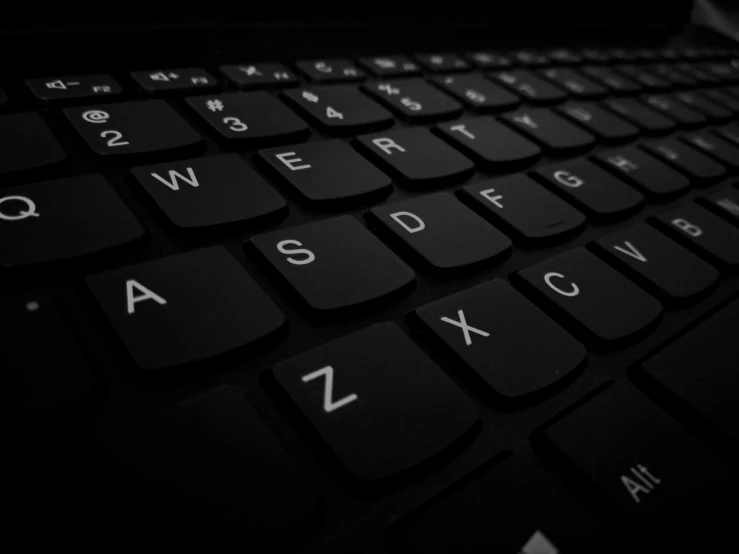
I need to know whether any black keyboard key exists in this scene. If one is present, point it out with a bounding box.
[87,246,285,369]
[465,51,513,69]
[435,117,541,169]
[296,59,364,82]
[641,298,739,445]
[259,140,391,205]
[131,68,216,94]
[548,48,582,64]
[368,193,511,270]
[400,456,618,554]
[654,204,739,267]
[518,248,662,343]
[363,79,462,122]
[414,53,470,72]
[272,323,478,480]
[676,62,716,83]
[65,100,202,158]
[650,63,697,87]
[431,74,519,111]
[539,68,607,98]
[488,70,568,104]
[0,112,66,176]
[595,147,690,197]
[186,92,308,145]
[714,122,739,146]
[461,176,585,242]
[681,131,739,169]
[702,88,739,113]
[557,102,639,142]
[356,128,474,185]
[592,223,718,301]
[414,279,585,399]
[502,108,594,154]
[220,63,299,89]
[580,49,612,63]
[534,159,644,218]
[702,187,739,223]
[282,85,393,133]
[541,383,739,548]
[642,139,726,183]
[3,296,94,418]
[131,154,286,228]
[674,91,732,122]
[27,74,121,101]
[642,95,706,127]
[614,65,671,91]
[0,175,144,268]
[510,50,549,67]
[357,56,421,77]
[249,215,415,312]
[152,385,318,545]
[603,98,675,134]
[581,66,641,93]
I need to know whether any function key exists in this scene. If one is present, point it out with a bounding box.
[3,295,95,419]
[539,68,607,98]
[131,68,217,93]
[65,100,202,158]
[186,92,308,145]
[431,74,520,111]
[0,175,144,268]
[26,74,121,102]
[363,78,462,122]
[557,102,639,143]
[220,63,299,89]
[502,108,594,154]
[488,70,568,104]
[510,50,549,67]
[282,85,393,133]
[358,55,421,77]
[272,323,478,480]
[547,48,582,64]
[87,246,286,370]
[296,59,364,83]
[595,147,689,197]
[465,51,513,69]
[414,53,470,72]
[0,112,66,177]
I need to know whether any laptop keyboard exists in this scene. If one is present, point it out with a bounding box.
[4,45,739,551]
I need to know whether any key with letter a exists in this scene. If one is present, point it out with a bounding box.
[271,323,478,480]
[87,246,286,370]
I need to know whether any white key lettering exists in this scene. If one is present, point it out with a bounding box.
[301,365,358,413]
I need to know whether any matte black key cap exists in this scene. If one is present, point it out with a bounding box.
[272,323,478,480]
[87,246,285,369]
[131,68,216,94]
[461,176,585,242]
[534,159,644,218]
[502,108,595,154]
[368,193,511,270]
[431,74,519,111]
[595,147,690,197]
[654,204,739,267]
[465,51,513,69]
[603,98,675,134]
[250,216,415,312]
[0,112,66,176]
[642,139,726,183]
[2,296,94,418]
[27,74,121,101]
[296,59,364,82]
[186,92,308,145]
[220,63,299,89]
[541,383,739,548]
[614,65,670,91]
[131,154,286,228]
[0,175,144,268]
[518,248,662,343]
[435,117,541,169]
[702,187,739,223]
[703,88,739,113]
[282,85,393,133]
[414,279,585,399]
[414,53,470,72]
[510,50,549,67]
[539,68,607,98]
[548,48,582,64]
[151,385,318,545]
[488,70,568,104]
[65,100,202,157]
[557,102,639,142]
[357,56,421,77]
[356,128,474,185]
[581,66,641,93]
[592,223,718,301]
[650,63,697,88]
[682,131,739,169]
[642,95,706,127]
[675,91,732,121]
[641,298,739,445]
[714,122,739,146]
[363,79,462,122]
[400,456,619,554]
[259,140,391,205]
